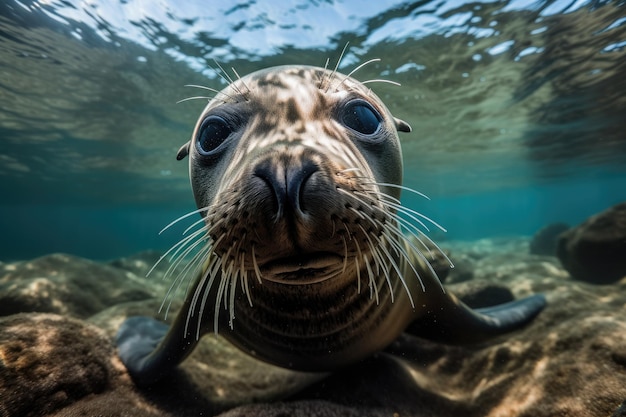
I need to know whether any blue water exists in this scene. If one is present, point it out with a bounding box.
[3,174,625,261]
[1,0,625,260]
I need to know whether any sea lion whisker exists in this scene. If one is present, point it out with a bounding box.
[146,225,206,278]
[186,255,220,337]
[375,199,433,232]
[358,224,392,303]
[340,234,348,275]
[348,206,368,221]
[355,212,409,305]
[385,210,453,268]
[342,189,439,294]
[323,57,330,72]
[362,254,379,304]
[352,234,364,295]
[360,79,402,87]
[385,223,445,293]
[160,240,211,318]
[378,223,429,295]
[336,167,362,174]
[374,192,447,233]
[357,223,384,280]
[380,209,435,258]
[317,57,331,89]
[211,60,236,87]
[335,58,382,90]
[172,235,215,293]
[376,233,413,305]
[213,268,230,334]
[206,63,244,103]
[158,206,213,235]
[164,226,210,277]
[177,96,215,104]
[182,215,210,236]
[188,253,218,312]
[364,181,431,201]
[183,84,223,95]
[212,60,248,102]
[231,67,252,96]
[241,254,253,307]
[336,185,377,203]
[251,244,263,283]
[150,224,209,280]
[354,255,362,294]
[200,259,224,337]
[172,244,216,318]
[324,41,350,93]
[228,260,238,328]
[162,226,211,281]
[150,209,213,280]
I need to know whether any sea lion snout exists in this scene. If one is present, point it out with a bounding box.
[253,157,321,220]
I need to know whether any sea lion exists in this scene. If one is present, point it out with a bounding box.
[116,64,546,386]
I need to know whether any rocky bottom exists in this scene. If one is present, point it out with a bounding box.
[1,236,625,417]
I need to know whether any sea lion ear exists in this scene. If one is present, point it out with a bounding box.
[395,118,411,133]
[176,142,190,160]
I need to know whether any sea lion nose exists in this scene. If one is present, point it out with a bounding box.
[254,159,319,218]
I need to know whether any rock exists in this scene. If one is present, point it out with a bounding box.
[557,202,626,284]
[613,400,626,417]
[2,244,626,416]
[215,400,366,417]
[448,280,514,308]
[445,255,475,284]
[530,222,570,256]
[108,250,166,278]
[0,254,156,318]
[0,313,165,417]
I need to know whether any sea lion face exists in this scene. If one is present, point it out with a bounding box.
[179,65,410,287]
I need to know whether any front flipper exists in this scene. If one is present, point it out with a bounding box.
[116,316,200,385]
[406,293,546,345]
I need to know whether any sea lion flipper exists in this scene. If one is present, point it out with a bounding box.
[406,294,546,345]
[474,294,546,326]
[116,316,195,385]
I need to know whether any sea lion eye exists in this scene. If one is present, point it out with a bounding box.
[342,101,381,135]
[196,116,232,155]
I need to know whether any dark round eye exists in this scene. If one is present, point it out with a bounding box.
[196,116,232,155]
[342,101,381,135]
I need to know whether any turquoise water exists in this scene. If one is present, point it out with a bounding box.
[1,0,625,260]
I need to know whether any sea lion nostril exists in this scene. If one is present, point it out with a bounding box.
[253,163,285,217]
[288,161,319,214]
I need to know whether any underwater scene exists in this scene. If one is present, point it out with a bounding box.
[1,0,625,416]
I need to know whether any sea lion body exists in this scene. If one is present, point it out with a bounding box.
[117,65,545,385]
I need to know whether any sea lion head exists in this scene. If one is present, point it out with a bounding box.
[176,65,411,291]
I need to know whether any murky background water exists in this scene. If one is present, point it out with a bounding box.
[1,0,625,260]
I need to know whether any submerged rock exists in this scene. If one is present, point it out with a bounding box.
[0,313,159,417]
[0,241,625,416]
[0,253,155,318]
[557,202,626,284]
[108,250,166,278]
[530,222,570,256]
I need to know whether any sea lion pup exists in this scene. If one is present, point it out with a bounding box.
[116,64,546,386]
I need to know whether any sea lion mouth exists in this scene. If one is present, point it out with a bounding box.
[260,252,344,285]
